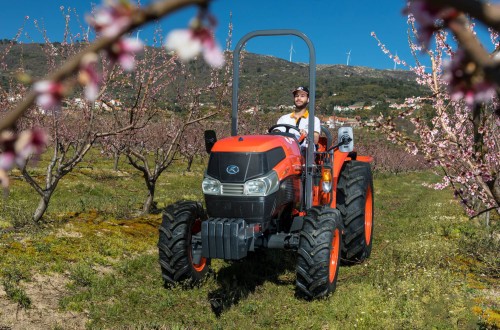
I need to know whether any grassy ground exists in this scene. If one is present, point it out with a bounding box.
[0,158,498,329]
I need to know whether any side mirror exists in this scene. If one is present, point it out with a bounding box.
[204,130,217,153]
[337,127,354,153]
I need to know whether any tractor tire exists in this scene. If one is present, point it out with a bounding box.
[337,161,374,264]
[295,207,343,299]
[158,201,210,287]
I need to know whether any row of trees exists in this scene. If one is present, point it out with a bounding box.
[1,0,234,222]
[0,0,498,223]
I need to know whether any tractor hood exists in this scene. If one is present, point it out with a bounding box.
[207,135,301,183]
[211,135,300,154]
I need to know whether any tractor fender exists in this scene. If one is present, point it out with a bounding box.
[331,151,373,208]
[333,150,350,186]
[330,150,349,209]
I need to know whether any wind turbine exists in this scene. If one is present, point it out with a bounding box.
[346,50,351,66]
[393,51,398,70]
[289,42,296,62]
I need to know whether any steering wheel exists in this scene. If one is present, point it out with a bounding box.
[268,124,305,143]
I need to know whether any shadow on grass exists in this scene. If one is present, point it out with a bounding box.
[207,249,296,317]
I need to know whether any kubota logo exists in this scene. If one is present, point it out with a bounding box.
[226,165,240,175]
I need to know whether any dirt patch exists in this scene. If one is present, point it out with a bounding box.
[0,273,88,330]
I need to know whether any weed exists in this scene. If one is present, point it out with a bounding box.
[1,202,35,228]
[2,280,32,309]
[1,265,32,310]
[459,221,500,279]
[1,264,31,283]
[69,263,98,287]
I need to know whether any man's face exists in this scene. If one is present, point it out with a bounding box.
[293,91,309,110]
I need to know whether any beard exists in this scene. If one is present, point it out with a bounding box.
[294,101,308,110]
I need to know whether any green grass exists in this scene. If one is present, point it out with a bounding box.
[0,157,498,329]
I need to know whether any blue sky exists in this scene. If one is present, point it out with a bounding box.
[0,0,487,70]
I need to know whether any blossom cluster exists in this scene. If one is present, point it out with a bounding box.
[442,49,497,106]
[0,129,47,188]
[165,14,225,68]
[406,0,498,108]
[404,0,459,50]
[86,0,136,38]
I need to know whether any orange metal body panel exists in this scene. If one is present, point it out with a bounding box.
[328,151,373,208]
[327,150,349,208]
[356,155,374,163]
[211,135,303,181]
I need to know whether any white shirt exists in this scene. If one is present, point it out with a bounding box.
[276,110,320,146]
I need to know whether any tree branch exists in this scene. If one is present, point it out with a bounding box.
[0,0,210,133]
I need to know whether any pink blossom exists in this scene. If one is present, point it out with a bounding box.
[165,19,225,68]
[0,151,15,171]
[0,128,47,172]
[79,53,101,101]
[443,50,497,106]
[404,0,458,49]
[86,0,135,38]
[165,29,202,61]
[0,129,47,189]
[15,128,48,163]
[106,38,143,71]
[34,80,65,111]
[489,27,500,49]
[202,40,224,68]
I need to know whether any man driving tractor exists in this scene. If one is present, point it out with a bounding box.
[276,86,321,146]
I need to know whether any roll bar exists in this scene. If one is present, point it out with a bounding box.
[231,29,317,209]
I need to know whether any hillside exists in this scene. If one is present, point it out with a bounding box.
[0,43,428,111]
[238,53,425,108]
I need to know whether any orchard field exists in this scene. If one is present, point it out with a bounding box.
[0,1,499,329]
[0,153,498,329]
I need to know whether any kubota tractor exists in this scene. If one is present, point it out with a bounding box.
[158,30,374,299]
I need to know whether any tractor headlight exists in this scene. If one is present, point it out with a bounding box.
[202,177,221,195]
[244,171,279,196]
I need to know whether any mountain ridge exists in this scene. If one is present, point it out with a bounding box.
[0,43,427,110]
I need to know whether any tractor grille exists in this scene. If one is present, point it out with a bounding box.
[207,148,285,183]
[221,183,244,196]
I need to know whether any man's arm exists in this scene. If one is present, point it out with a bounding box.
[313,117,321,144]
[314,131,320,144]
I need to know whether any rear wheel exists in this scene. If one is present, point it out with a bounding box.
[158,201,210,287]
[337,161,374,264]
[296,207,343,299]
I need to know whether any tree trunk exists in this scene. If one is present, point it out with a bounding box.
[487,178,500,216]
[114,151,120,171]
[143,180,156,214]
[33,194,50,223]
[186,157,194,172]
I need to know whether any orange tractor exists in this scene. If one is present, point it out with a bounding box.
[158,30,374,299]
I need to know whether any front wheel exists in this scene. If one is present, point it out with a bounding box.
[158,201,210,287]
[295,207,343,300]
